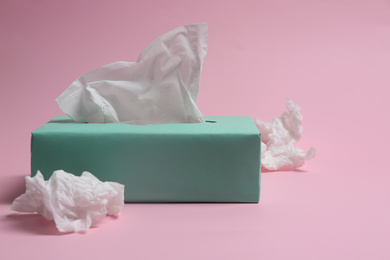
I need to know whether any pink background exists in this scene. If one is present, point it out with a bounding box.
[1,0,389,259]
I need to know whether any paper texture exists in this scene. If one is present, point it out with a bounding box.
[255,99,316,171]
[11,170,124,233]
[56,23,207,125]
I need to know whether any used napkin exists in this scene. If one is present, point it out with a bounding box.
[11,170,124,233]
[255,99,316,171]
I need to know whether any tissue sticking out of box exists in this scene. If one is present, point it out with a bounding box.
[255,99,316,171]
[11,170,124,233]
[56,23,208,125]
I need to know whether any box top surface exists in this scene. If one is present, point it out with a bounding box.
[33,116,260,136]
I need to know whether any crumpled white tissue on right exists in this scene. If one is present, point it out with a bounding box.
[56,23,207,125]
[11,170,124,233]
[255,99,316,171]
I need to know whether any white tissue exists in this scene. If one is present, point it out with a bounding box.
[11,170,124,233]
[255,99,316,171]
[56,23,208,125]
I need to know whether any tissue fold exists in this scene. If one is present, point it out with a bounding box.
[56,23,208,125]
[255,99,316,171]
[11,170,124,233]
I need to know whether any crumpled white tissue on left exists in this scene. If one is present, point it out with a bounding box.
[11,170,124,233]
[255,99,316,171]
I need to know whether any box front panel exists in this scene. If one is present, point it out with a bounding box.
[31,118,260,202]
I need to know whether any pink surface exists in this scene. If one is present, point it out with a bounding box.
[1,0,389,259]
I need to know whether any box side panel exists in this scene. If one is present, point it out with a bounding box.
[31,127,260,202]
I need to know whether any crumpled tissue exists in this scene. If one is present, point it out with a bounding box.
[56,23,207,125]
[255,99,316,171]
[11,170,124,233]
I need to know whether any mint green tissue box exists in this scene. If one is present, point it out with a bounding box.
[31,116,261,203]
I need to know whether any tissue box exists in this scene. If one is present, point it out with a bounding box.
[31,116,261,203]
